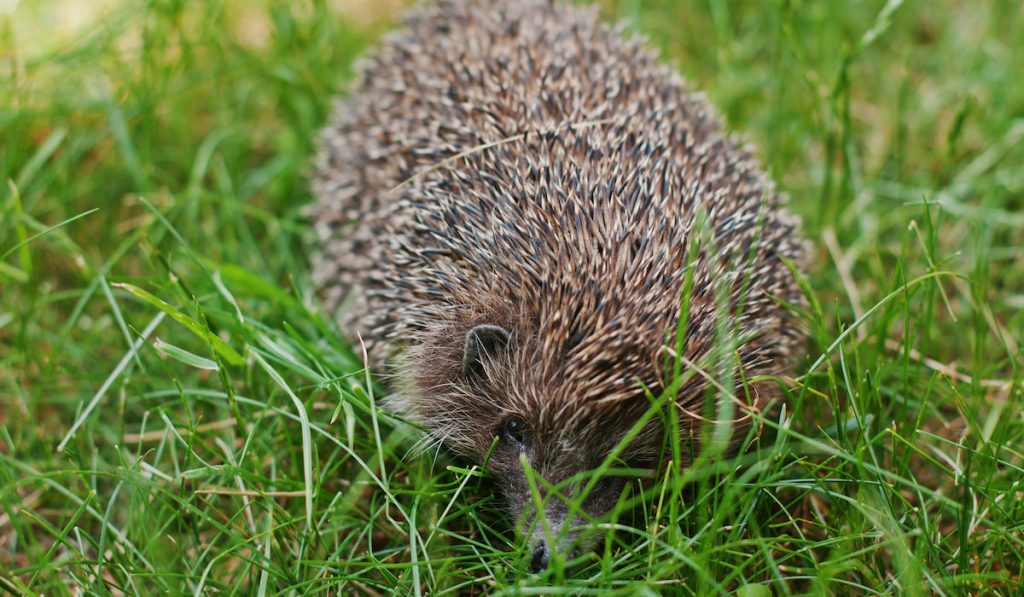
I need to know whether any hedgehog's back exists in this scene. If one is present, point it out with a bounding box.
[309,0,805,384]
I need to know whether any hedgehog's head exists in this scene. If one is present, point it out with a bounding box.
[402,317,684,572]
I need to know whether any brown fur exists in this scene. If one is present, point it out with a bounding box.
[309,0,807,561]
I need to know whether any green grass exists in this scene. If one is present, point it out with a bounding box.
[2,0,1023,594]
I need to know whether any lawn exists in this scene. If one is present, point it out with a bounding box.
[1,0,1022,594]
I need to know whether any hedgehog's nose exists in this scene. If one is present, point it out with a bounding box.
[529,542,550,572]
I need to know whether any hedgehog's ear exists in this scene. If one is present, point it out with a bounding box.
[462,324,510,378]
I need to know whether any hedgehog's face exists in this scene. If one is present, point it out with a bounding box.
[454,323,664,572]
[488,412,641,573]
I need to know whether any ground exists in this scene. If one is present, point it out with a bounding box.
[1,0,1022,594]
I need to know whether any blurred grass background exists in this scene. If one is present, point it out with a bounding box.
[1,0,1023,594]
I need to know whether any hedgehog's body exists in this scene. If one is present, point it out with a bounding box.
[310,0,805,569]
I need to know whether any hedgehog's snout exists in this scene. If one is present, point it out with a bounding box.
[525,512,588,573]
[529,542,550,573]
[529,539,581,573]
[525,509,580,573]
[517,475,614,572]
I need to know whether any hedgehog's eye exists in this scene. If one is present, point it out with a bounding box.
[501,416,531,449]
[591,475,625,496]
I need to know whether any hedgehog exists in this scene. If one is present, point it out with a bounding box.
[308,0,806,571]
